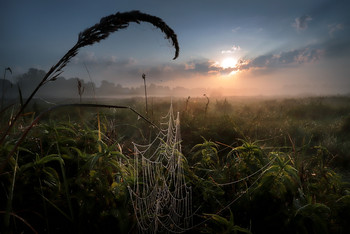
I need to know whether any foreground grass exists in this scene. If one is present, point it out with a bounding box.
[1,96,350,233]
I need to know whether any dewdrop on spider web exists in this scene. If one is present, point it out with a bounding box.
[128,103,193,233]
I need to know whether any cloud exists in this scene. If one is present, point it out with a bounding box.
[68,46,326,86]
[257,28,263,33]
[231,27,241,33]
[328,23,344,37]
[323,37,350,58]
[292,15,312,32]
[82,58,241,84]
[188,59,218,73]
[278,48,323,64]
[183,59,238,76]
[238,47,323,71]
[221,45,241,54]
[72,51,135,67]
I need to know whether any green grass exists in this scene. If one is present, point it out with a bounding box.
[1,95,350,233]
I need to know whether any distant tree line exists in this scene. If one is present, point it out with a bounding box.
[0,68,208,100]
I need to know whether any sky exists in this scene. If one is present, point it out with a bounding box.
[1,0,350,96]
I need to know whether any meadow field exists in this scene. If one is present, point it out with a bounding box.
[1,95,350,233]
[2,4,350,233]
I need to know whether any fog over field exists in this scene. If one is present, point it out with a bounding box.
[1,0,350,97]
[1,68,349,101]
[1,1,350,232]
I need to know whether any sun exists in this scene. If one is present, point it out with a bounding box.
[219,57,239,76]
[221,57,238,69]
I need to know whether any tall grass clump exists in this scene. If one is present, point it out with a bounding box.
[0,10,180,233]
[0,10,179,147]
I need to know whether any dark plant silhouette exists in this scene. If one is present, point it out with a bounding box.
[142,73,148,116]
[185,96,190,112]
[0,10,179,145]
[77,79,85,103]
[1,67,12,111]
[204,93,209,115]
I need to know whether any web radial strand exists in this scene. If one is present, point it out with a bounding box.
[128,104,193,233]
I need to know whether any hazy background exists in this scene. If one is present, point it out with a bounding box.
[1,0,350,97]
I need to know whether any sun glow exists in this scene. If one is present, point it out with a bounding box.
[221,57,238,69]
[218,57,239,76]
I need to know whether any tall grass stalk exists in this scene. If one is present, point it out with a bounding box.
[0,67,12,111]
[38,179,50,232]
[82,63,101,152]
[97,113,102,152]
[0,10,179,145]
[0,211,38,234]
[77,79,84,103]
[142,73,148,117]
[4,149,19,229]
[204,94,209,116]
[17,84,23,109]
[0,103,158,172]
[185,96,190,112]
[54,135,74,220]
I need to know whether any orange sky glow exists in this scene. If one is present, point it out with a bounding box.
[1,0,349,96]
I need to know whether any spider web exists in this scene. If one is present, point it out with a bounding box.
[128,103,193,233]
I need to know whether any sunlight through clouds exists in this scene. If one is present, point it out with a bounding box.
[221,45,241,54]
[221,57,238,69]
[1,0,349,95]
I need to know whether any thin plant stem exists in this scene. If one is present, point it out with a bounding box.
[77,79,84,103]
[97,112,102,152]
[0,211,38,234]
[204,94,209,116]
[83,63,101,152]
[4,149,19,229]
[38,178,50,233]
[0,10,179,145]
[185,96,190,112]
[142,73,148,117]
[0,67,12,111]
[53,134,74,221]
[0,103,159,172]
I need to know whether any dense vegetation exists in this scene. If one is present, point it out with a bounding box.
[1,95,350,233]
[1,9,350,234]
